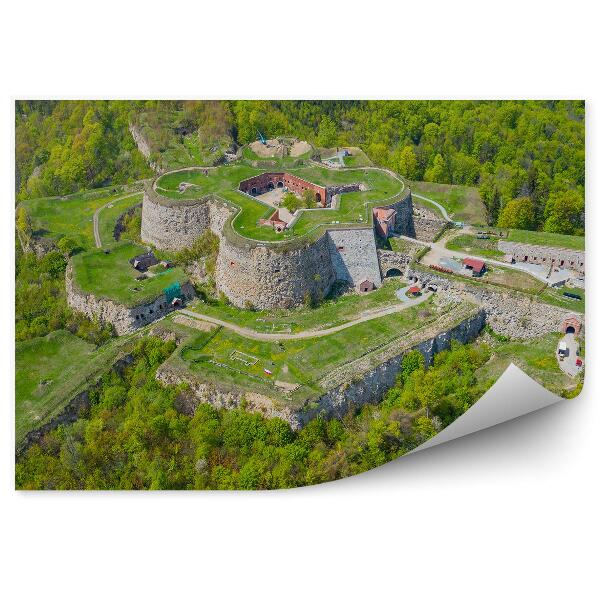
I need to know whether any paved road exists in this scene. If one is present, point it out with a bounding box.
[412,192,452,222]
[93,192,140,248]
[398,229,568,285]
[180,292,431,342]
[557,332,581,377]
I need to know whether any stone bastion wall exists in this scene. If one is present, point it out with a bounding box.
[66,264,196,335]
[140,179,415,309]
[407,265,582,339]
[215,233,337,309]
[498,240,585,274]
[156,307,486,429]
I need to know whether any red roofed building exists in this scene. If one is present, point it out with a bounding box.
[373,207,397,239]
[408,286,421,296]
[462,257,486,276]
[260,209,288,232]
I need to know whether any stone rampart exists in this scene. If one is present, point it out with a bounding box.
[141,188,211,251]
[66,264,196,335]
[407,265,581,339]
[156,306,485,429]
[215,233,336,309]
[498,240,585,274]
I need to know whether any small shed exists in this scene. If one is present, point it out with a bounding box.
[463,257,486,276]
[408,286,421,296]
[130,252,159,272]
[359,279,375,293]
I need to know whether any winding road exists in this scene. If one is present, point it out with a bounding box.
[179,291,431,342]
[412,192,452,222]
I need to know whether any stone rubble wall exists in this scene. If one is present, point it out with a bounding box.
[140,176,416,309]
[498,240,585,274]
[66,264,196,335]
[378,249,412,276]
[295,308,486,427]
[413,205,447,242]
[327,228,382,288]
[407,265,580,339]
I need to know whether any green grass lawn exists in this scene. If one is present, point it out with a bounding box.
[15,330,131,447]
[446,233,505,258]
[155,163,404,242]
[409,180,487,225]
[475,332,580,396]
[536,286,585,312]
[71,241,188,306]
[22,189,140,251]
[506,229,584,251]
[481,265,546,294]
[165,297,444,406]
[190,279,426,333]
[97,193,143,246]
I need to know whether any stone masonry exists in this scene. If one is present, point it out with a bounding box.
[413,205,447,242]
[66,265,195,335]
[407,265,582,339]
[498,240,585,275]
[141,172,416,309]
[327,228,382,289]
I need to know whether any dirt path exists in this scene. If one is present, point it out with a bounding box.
[412,192,453,222]
[93,193,141,248]
[179,293,431,342]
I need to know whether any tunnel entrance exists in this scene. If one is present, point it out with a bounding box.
[385,268,403,278]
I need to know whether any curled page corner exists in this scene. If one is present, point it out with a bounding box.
[410,363,564,454]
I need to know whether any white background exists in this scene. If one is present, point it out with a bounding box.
[1,1,598,598]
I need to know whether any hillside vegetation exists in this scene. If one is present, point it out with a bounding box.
[17,101,584,237]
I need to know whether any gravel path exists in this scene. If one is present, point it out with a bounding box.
[412,192,452,221]
[93,193,141,248]
[179,293,431,342]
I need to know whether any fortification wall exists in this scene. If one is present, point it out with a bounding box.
[141,190,211,250]
[156,307,485,429]
[327,228,382,288]
[66,265,195,335]
[378,190,415,237]
[295,308,485,427]
[413,205,447,241]
[407,265,580,339]
[215,233,336,309]
[498,240,585,274]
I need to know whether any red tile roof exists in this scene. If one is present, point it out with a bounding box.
[408,286,421,294]
[462,258,486,273]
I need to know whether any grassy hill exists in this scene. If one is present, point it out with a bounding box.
[15,330,130,447]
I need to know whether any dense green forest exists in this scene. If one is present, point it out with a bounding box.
[15,100,153,199]
[16,338,492,490]
[15,243,112,344]
[16,100,584,234]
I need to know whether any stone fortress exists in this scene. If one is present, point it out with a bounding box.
[141,166,416,310]
[66,140,583,344]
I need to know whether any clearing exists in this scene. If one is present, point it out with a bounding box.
[15,330,131,447]
[409,180,487,225]
[22,188,142,251]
